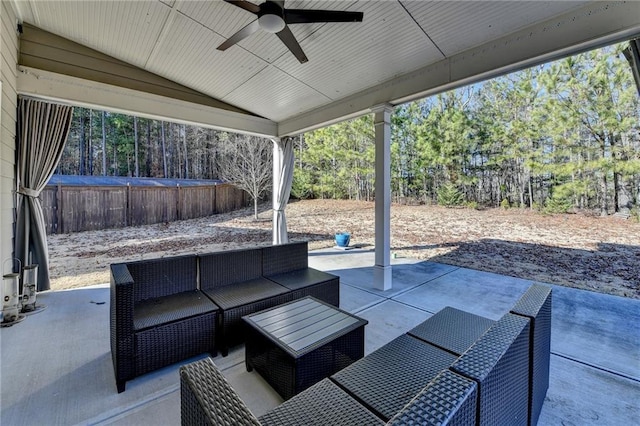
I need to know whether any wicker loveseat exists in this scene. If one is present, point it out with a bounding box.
[179,284,552,425]
[110,242,339,391]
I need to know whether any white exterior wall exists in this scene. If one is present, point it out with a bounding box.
[0,2,18,268]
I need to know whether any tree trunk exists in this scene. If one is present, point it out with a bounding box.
[101,111,107,176]
[146,119,152,177]
[182,124,189,179]
[254,197,258,220]
[88,111,93,175]
[134,116,139,177]
[79,109,86,175]
[161,122,168,178]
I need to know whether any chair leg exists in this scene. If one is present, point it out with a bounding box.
[117,380,126,393]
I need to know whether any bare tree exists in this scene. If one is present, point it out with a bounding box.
[218,135,272,220]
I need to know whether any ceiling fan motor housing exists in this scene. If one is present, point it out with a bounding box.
[258,2,285,33]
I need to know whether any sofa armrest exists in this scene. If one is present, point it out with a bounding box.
[510,284,552,426]
[180,357,260,426]
[110,263,136,392]
[451,313,530,426]
[387,370,477,426]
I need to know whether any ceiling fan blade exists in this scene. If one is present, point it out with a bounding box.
[276,25,308,63]
[223,0,260,14]
[284,9,363,24]
[217,19,260,51]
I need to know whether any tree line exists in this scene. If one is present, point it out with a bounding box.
[295,43,639,216]
[58,42,639,217]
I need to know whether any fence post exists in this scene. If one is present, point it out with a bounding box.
[126,183,131,227]
[56,183,63,234]
[177,184,181,221]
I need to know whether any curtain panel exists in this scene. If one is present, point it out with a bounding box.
[272,137,295,245]
[15,97,74,291]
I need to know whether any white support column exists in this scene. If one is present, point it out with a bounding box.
[372,104,393,291]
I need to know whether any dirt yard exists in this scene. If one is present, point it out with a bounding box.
[48,199,640,299]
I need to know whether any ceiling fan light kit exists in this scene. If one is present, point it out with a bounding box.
[218,0,364,63]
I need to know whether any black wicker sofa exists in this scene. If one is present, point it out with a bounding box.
[179,284,552,425]
[110,242,339,392]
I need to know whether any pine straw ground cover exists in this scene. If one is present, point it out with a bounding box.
[48,199,639,299]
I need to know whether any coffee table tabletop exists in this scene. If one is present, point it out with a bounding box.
[244,297,367,357]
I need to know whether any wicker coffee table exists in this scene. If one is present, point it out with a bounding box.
[243,297,368,400]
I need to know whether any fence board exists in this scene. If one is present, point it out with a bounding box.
[41,183,248,234]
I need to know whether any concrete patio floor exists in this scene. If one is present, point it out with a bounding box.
[1,247,639,425]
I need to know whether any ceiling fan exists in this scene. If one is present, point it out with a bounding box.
[217,0,364,63]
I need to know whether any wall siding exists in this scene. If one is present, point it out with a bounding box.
[0,2,18,270]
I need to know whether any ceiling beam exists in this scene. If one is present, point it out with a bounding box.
[17,66,278,138]
[278,1,640,136]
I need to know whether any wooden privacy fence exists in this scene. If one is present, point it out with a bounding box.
[41,183,249,234]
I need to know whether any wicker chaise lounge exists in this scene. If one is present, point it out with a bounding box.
[179,284,552,425]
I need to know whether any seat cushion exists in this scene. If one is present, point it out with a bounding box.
[265,268,337,291]
[134,290,219,331]
[203,278,289,310]
[408,306,495,356]
[331,334,457,421]
[259,378,384,426]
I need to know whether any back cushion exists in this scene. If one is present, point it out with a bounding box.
[200,248,263,289]
[262,241,308,276]
[127,255,197,302]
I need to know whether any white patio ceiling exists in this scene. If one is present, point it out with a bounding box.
[11,0,640,136]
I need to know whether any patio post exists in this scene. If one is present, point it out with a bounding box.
[372,104,393,291]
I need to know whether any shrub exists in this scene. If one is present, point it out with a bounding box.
[543,194,573,214]
[437,184,464,207]
[466,201,479,210]
[500,198,510,209]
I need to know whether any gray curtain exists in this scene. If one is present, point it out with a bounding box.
[15,97,74,291]
[272,137,295,245]
[623,38,640,96]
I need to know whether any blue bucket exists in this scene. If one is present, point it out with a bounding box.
[335,233,351,247]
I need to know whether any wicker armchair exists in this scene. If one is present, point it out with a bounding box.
[110,255,218,393]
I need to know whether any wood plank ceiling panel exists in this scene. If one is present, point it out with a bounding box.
[274,1,443,101]
[146,12,269,100]
[403,0,590,56]
[24,1,171,69]
[222,65,331,121]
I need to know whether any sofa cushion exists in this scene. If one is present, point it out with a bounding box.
[203,278,289,310]
[262,241,309,276]
[134,290,218,331]
[125,255,197,302]
[332,334,457,421]
[259,378,384,426]
[408,306,495,356]
[265,268,337,291]
[200,248,263,289]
